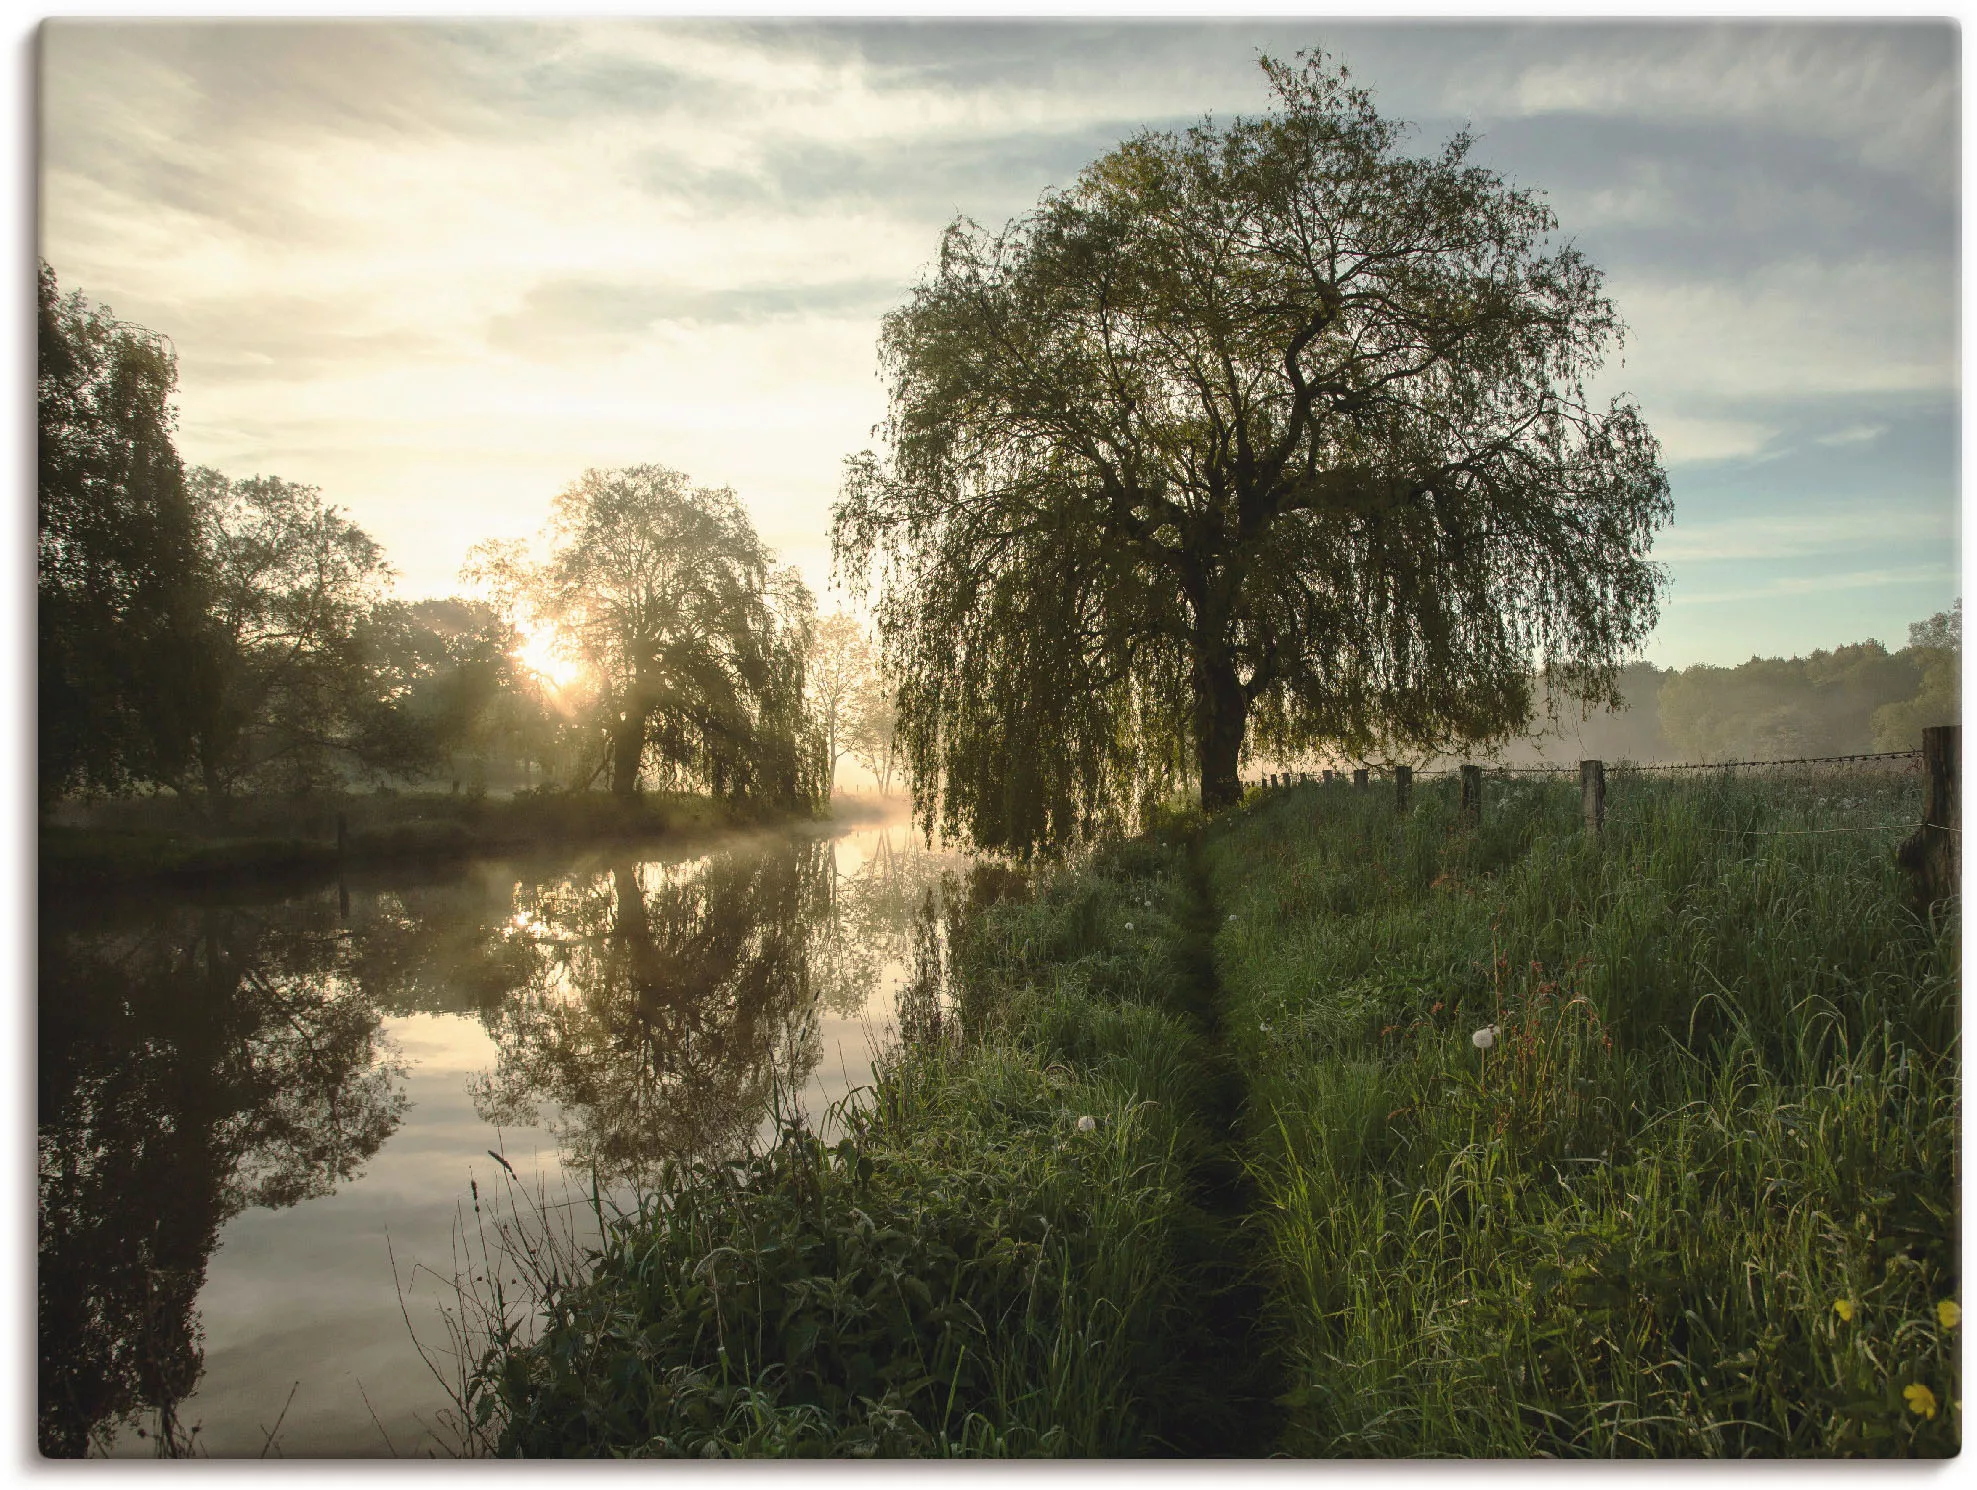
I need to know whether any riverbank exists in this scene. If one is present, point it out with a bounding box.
[39,789,832,890]
[470,770,1959,1458]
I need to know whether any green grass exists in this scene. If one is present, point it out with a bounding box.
[464,768,1958,1458]
[1207,771,1958,1456]
[471,836,1240,1457]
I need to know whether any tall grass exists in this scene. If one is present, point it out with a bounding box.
[466,839,1228,1456]
[1209,771,1959,1456]
[459,770,1956,1457]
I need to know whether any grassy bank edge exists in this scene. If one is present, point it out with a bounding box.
[469,824,1285,1457]
[39,792,833,888]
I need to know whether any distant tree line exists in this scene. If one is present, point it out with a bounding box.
[38,263,859,821]
[1490,603,1959,766]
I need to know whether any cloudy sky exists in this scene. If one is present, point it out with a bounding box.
[37,18,1959,668]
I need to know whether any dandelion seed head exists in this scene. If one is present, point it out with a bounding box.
[1075,1115,1097,1133]
[1472,1025,1499,1051]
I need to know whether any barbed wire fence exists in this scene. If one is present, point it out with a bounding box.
[1242,727,1960,905]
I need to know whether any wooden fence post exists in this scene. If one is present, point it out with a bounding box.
[1394,765,1412,814]
[1580,760,1605,836]
[1898,724,1960,909]
[1323,769,1335,785]
[1353,768,1369,792]
[1460,764,1482,824]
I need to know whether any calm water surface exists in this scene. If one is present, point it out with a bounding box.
[38,816,968,1458]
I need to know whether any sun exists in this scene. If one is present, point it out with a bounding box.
[515,621,582,689]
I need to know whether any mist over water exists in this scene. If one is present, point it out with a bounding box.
[37,816,966,1458]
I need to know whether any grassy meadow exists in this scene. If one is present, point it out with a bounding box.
[1211,769,1958,1455]
[470,767,1958,1457]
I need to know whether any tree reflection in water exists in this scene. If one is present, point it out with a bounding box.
[38,899,408,1457]
[472,829,962,1184]
[36,822,959,1457]
[471,840,826,1180]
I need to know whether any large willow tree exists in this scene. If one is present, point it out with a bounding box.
[834,53,1670,854]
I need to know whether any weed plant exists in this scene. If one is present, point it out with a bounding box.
[1210,771,1958,1456]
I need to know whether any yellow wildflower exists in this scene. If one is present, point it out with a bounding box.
[1833,1299,1855,1322]
[1903,1383,1938,1420]
[1937,1299,1960,1329]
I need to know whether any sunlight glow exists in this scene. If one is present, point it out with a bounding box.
[515,622,582,690]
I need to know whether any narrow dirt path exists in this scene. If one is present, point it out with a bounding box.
[1146,833,1285,1456]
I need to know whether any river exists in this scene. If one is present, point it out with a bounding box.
[37,814,969,1458]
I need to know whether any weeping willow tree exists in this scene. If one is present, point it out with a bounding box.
[833,52,1670,855]
[475,465,822,806]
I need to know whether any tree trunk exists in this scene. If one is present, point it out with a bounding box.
[610,710,645,797]
[201,756,232,829]
[1194,651,1248,812]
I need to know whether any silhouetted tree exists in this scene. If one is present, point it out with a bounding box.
[835,53,1669,851]
[471,466,823,805]
[37,262,204,804]
[154,469,422,817]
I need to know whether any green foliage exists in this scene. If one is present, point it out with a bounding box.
[1206,772,1959,1456]
[1873,603,1961,752]
[835,51,1669,848]
[37,261,203,803]
[1489,606,1959,767]
[471,466,823,808]
[1659,642,1929,762]
[165,468,414,809]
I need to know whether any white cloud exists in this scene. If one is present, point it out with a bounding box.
[1813,422,1889,447]
[1598,256,1956,407]
[1678,562,1955,606]
[1647,416,1779,465]
[1493,23,1955,191]
[1655,505,1954,563]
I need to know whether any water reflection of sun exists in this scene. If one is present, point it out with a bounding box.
[515,623,582,689]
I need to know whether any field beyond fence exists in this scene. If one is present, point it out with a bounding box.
[1250,729,1959,910]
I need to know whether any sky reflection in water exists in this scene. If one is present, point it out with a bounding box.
[37,818,966,1458]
